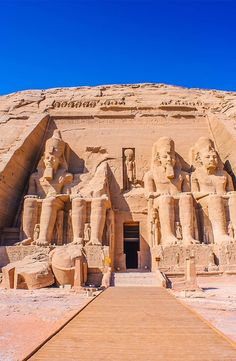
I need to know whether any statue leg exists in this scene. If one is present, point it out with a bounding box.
[36,197,64,246]
[229,194,236,239]
[157,195,178,246]
[179,194,199,245]
[71,197,86,245]
[90,198,108,245]
[22,197,38,244]
[207,195,231,244]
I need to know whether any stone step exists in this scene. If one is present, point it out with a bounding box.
[112,271,165,287]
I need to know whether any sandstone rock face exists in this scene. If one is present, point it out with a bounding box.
[1,249,54,289]
[1,83,236,278]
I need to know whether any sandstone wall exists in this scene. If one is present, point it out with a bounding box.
[0,83,236,234]
[0,114,49,227]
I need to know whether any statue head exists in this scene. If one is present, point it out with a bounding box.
[44,153,60,171]
[124,148,134,162]
[42,130,68,180]
[191,137,220,173]
[151,137,177,179]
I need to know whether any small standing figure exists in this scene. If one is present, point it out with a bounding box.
[33,224,40,242]
[84,223,91,243]
[123,148,136,190]
[175,221,182,241]
[151,209,159,247]
[228,221,234,239]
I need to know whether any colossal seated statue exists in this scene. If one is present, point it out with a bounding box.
[70,161,111,245]
[22,130,112,247]
[144,137,197,246]
[190,137,236,244]
[22,130,73,245]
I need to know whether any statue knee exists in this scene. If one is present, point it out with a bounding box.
[157,194,173,207]
[207,194,222,208]
[24,196,38,209]
[42,197,56,207]
[179,193,193,207]
[72,197,86,211]
[92,197,108,209]
[42,197,63,211]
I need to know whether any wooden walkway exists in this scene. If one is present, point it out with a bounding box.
[27,287,236,361]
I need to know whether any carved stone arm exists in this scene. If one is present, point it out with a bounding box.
[27,173,37,196]
[144,171,156,199]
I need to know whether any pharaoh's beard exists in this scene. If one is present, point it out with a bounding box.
[206,165,216,175]
[165,164,175,179]
[43,166,54,180]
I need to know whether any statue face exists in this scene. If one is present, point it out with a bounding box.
[200,148,218,171]
[158,148,176,168]
[44,153,60,171]
[124,149,134,161]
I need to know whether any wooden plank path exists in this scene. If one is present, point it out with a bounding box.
[27,287,236,361]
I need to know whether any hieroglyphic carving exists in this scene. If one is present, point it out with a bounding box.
[52,97,126,109]
[160,100,203,107]
[84,244,104,268]
[0,246,41,268]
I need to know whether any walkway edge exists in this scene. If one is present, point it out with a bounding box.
[170,290,236,350]
[22,290,105,361]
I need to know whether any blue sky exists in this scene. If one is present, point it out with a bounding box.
[0,0,236,95]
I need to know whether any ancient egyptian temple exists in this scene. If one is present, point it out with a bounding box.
[1,83,236,288]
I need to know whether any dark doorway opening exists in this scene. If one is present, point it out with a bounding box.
[124,223,140,269]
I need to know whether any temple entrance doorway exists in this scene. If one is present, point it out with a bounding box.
[123,223,140,269]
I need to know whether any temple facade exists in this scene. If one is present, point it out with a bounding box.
[1,83,236,285]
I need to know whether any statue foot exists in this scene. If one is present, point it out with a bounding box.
[35,239,49,247]
[182,237,200,246]
[20,238,33,246]
[87,239,102,246]
[164,236,178,246]
[72,238,83,246]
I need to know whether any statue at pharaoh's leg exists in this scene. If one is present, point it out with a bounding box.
[144,137,197,246]
[190,137,236,244]
[71,162,111,246]
[22,130,73,246]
